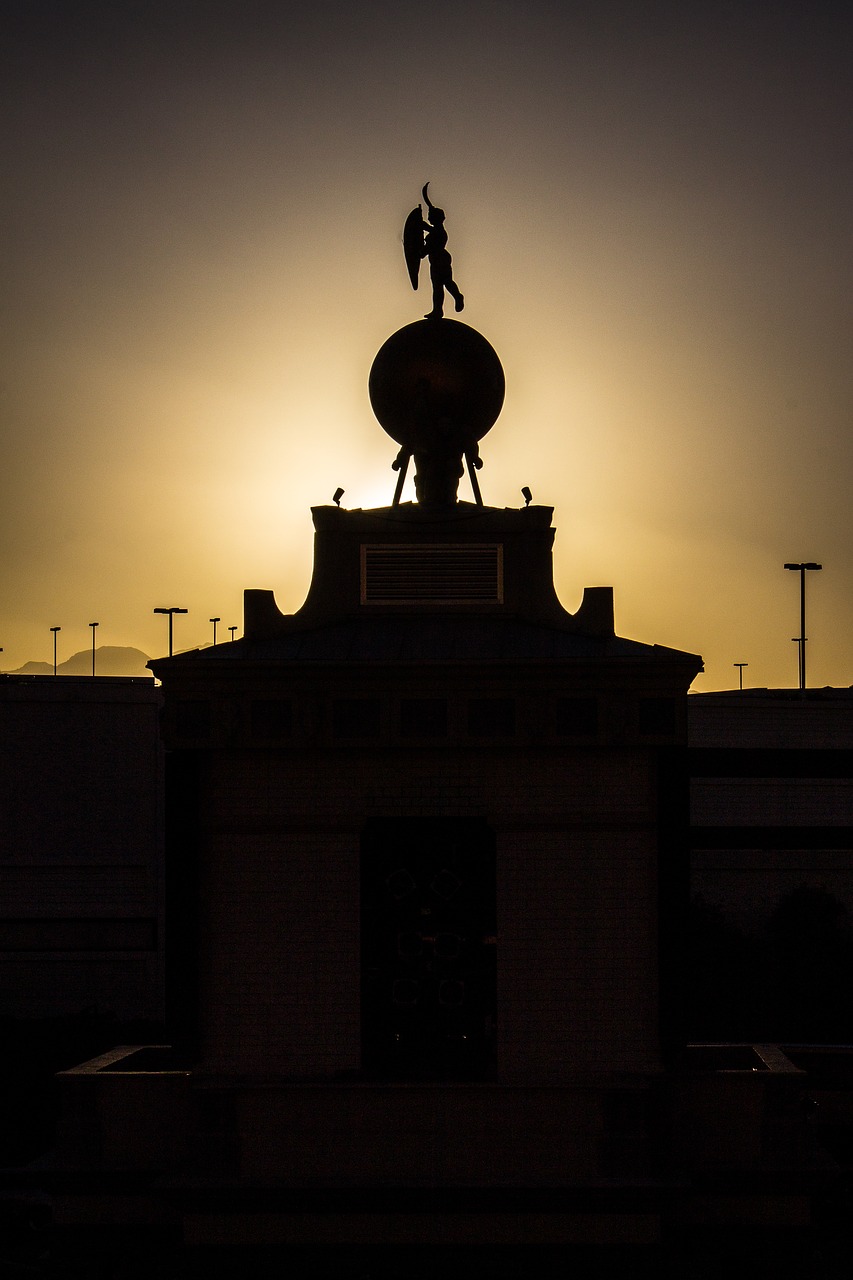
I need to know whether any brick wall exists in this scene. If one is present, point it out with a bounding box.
[192,744,664,1081]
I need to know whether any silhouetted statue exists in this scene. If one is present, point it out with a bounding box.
[369,188,502,505]
[403,183,464,320]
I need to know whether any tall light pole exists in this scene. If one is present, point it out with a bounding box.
[153,607,188,658]
[209,616,220,647]
[784,562,822,690]
[50,626,61,676]
[228,626,237,643]
[734,662,748,691]
[89,622,99,676]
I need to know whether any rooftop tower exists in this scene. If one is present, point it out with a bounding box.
[60,188,704,1248]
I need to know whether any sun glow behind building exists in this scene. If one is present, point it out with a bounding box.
[2,1,851,688]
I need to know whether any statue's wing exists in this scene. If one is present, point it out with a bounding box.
[403,206,423,289]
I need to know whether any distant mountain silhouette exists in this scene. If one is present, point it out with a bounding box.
[10,646,153,677]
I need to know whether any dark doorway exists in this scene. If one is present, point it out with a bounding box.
[361,817,497,1080]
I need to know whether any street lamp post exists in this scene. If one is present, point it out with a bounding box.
[734,662,748,691]
[153,607,188,658]
[89,622,99,677]
[209,617,220,647]
[784,562,822,690]
[50,626,61,676]
[228,626,237,643]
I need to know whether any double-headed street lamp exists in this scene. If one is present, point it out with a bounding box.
[784,562,822,690]
[89,622,99,676]
[50,624,61,675]
[153,607,188,658]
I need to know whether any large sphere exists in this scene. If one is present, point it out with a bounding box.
[369,319,505,448]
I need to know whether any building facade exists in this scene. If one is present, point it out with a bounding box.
[0,674,164,1024]
[45,489,703,1246]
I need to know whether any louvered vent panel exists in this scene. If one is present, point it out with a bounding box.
[361,544,503,604]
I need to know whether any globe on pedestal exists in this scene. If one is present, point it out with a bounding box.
[369,319,505,506]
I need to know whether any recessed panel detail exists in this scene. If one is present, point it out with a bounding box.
[361,543,503,604]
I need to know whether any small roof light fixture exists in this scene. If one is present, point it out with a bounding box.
[153,606,188,658]
[784,561,822,690]
[521,486,532,507]
[333,487,345,507]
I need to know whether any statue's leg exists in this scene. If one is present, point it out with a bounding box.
[446,279,464,312]
[426,276,444,318]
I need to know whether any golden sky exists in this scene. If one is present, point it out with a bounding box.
[2,0,851,690]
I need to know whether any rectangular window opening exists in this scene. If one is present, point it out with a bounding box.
[333,698,381,739]
[468,698,516,738]
[176,700,211,740]
[639,697,677,736]
[251,699,293,741]
[556,697,598,737]
[400,698,448,738]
